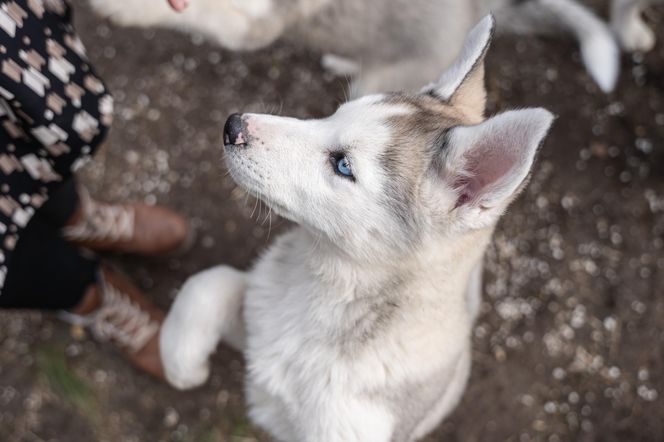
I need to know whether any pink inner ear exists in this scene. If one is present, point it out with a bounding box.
[454,142,517,208]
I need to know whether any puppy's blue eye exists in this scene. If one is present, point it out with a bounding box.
[334,155,354,178]
[336,157,352,176]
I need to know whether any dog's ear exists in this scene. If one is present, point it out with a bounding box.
[422,15,494,123]
[440,108,554,229]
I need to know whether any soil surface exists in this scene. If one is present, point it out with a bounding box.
[1,2,663,441]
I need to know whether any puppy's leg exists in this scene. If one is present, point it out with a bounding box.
[160,265,247,390]
[498,0,620,92]
[539,0,620,92]
[612,0,656,52]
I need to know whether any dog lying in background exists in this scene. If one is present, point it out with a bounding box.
[159,16,554,441]
[88,0,658,95]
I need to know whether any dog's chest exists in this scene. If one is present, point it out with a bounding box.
[242,233,397,394]
[241,230,474,439]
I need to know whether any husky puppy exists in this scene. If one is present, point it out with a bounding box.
[612,0,662,52]
[160,17,554,442]
[88,0,622,94]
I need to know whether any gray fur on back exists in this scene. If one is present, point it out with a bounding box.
[290,0,474,64]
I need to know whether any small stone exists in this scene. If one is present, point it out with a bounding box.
[69,324,86,341]
[552,367,566,380]
[163,407,179,428]
[532,420,547,432]
[544,401,557,414]
[590,142,608,158]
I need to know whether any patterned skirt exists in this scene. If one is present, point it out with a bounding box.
[0,0,112,288]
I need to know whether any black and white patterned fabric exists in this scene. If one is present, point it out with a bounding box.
[0,0,112,288]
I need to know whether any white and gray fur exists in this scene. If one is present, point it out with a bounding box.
[612,0,662,52]
[160,17,555,442]
[87,0,658,95]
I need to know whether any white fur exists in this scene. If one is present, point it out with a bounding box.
[580,31,621,93]
[612,0,661,52]
[161,19,554,442]
[466,261,484,322]
[231,0,273,18]
[493,0,621,92]
[160,265,246,390]
[321,53,361,77]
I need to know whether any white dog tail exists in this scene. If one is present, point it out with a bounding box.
[496,0,620,93]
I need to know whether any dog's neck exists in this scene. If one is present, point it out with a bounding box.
[299,225,494,303]
[277,225,493,345]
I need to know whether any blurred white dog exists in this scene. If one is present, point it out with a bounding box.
[159,17,554,441]
[88,0,661,95]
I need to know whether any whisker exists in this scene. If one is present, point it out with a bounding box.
[250,193,259,218]
[266,206,273,241]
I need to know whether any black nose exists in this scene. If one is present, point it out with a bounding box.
[224,113,245,146]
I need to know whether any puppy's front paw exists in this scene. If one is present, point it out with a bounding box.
[160,306,212,390]
[159,265,246,389]
[162,349,210,390]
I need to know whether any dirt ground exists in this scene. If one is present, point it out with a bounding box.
[0,2,663,441]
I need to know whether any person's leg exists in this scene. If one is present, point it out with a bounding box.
[0,211,97,311]
[33,174,191,256]
[0,0,172,381]
[0,210,166,378]
[61,186,191,256]
[37,177,81,229]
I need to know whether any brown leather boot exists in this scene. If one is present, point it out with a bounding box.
[60,265,165,380]
[62,187,190,256]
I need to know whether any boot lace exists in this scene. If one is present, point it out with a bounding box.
[62,188,134,243]
[59,275,159,354]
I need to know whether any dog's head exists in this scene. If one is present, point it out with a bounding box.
[223,16,553,262]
